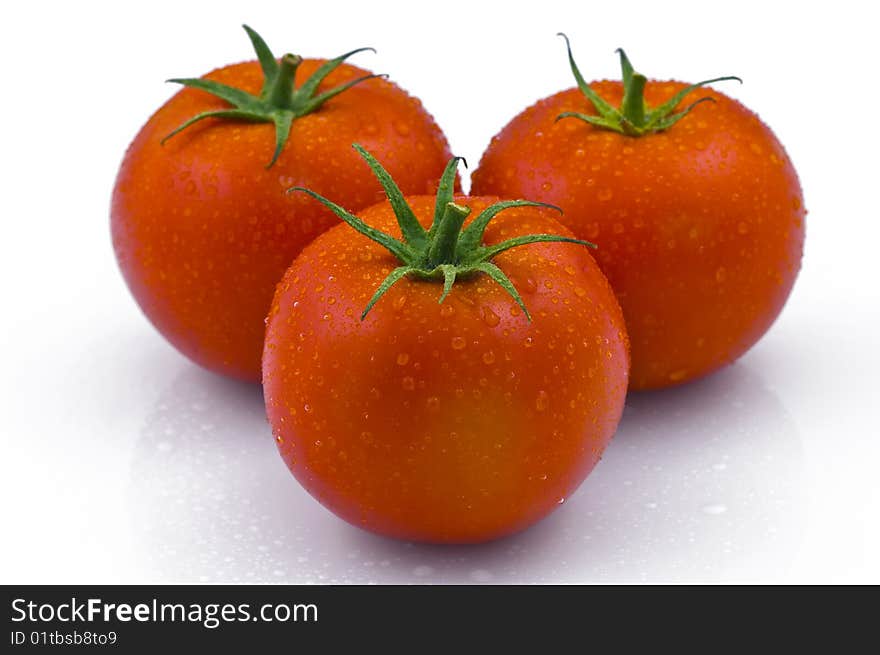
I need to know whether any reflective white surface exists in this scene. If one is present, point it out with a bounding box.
[129,360,804,584]
[1,0,878,583]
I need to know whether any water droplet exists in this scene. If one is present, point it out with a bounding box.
[535,390,549,411]
[737,221,749,235]
[668,369,688,382]
[440,304,455,318]
[482,351,496,365]
[481,306,500,327]
[402,376,415,391]
[392,294,407,310]
[393,120,411,136]
[715,266,727,283]
[363,123,379,135]
[597,188,614,202]
[541,181,553,192]
[426,396,440,411]
[451,336,466,350]
[303,404,313,413]
[574,287,586,298]
[523,336,534,348]
[396,353,410,366]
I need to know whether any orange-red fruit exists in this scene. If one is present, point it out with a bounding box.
[112,59,451,381]
[263,197,629,544]
[472,81,805,390]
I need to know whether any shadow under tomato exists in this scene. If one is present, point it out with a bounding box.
[129,357,804,583]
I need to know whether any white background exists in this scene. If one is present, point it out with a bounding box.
[1,1,877,583]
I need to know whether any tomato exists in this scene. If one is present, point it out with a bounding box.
[472,39,805,390]
[263,147,629,543]
[111,26,452,381]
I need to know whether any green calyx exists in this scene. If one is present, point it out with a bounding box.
[161,25,384,167]
[555,33,741,136]
[292,144,596,321]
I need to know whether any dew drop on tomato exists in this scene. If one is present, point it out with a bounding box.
[480,306,500,327]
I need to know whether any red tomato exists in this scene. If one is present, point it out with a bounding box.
[472,41,804,389]
[263,148,629,543]
[111,26,452,381]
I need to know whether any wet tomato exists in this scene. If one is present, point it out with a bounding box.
[112,26,451,380]
[473,39,804,389]
[263,147,629,543]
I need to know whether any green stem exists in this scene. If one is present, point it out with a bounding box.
[163,27,379,166]
[555,39,741,136]
[293,145,594,320]
[427,202,470,267]
[621,73,647,129]
[266,54,301,108]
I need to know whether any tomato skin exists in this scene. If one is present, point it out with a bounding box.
[112,59,451,381]
[263,196,629,543]
[472,81,805,390]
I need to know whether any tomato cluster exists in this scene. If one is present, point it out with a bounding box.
[113,27,803,543]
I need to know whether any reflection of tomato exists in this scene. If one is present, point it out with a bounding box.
[111,27,451,381]
[473,43,805,390]
[263,168,629,542]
